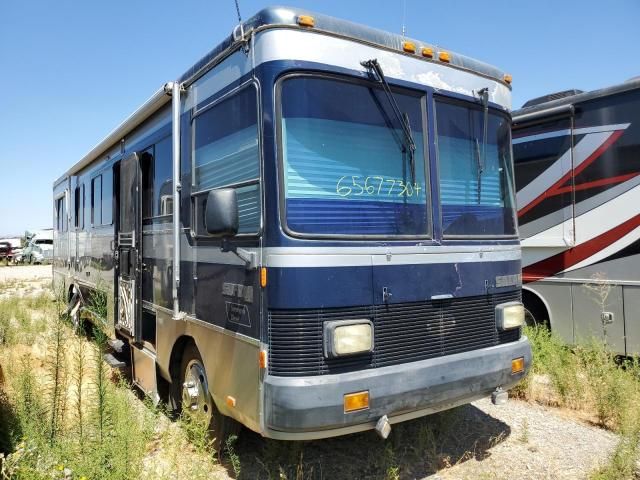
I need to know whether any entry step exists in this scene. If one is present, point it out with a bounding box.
[103,353,126,369]
[108,339,126,353]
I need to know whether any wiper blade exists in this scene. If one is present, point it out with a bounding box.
[475,87,489,203]
[361,59,417,183]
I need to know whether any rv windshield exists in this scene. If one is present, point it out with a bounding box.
[279,76,428,236]
[435,99,517,237]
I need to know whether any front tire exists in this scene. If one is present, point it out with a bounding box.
[175,343,241,454]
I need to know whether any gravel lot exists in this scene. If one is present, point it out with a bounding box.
[0,264,52,283]
[436,398,618,480]
[0,265,622,479]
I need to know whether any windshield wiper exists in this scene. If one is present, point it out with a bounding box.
[475,87,489,203]
[361,59,417,183]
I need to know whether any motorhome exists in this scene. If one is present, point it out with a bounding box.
[513,78,640,355]
[53,6,530,440]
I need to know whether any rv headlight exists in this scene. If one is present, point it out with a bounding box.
[324,320,373,358]
[496,302,525,331]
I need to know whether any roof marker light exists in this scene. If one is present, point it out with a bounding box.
[297,15,315,27]
[402,41,416,54]
[421,47,434,58]
[504,74,513,84]
[439,51,451,63]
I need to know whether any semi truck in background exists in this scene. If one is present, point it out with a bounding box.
[22,229,54,264]
[513,78,640,356]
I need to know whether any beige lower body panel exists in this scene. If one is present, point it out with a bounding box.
[155,307,262,434]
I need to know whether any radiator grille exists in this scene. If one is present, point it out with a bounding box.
[268,291,521,377]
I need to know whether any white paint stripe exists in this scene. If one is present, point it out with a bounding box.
[574,123,630,135]
[263,245,520,256]
[267,249,520,268]
[513,123,630,145]
[523,183,640,271]
[563,225,640,273]
[521,246,567,268]
[516,131,615,209]
[513,129,571,145]
[516,144,572,208]
[255,29,512,109]
[145,239,521,264]
[573,183,640,244]
[521,218,574,249]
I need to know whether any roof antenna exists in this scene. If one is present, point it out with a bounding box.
[232,0,248,51]
[234,0,242,23]
[401,0,407,37]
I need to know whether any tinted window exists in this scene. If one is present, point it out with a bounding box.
[193,87,260,234]
[141,149,154,219]
[280,76,428,236]
[154,137,173,217]
[74,185,84,229]
[91,175,102,226]
[102,169,113,225]
[435,99,516,236]
[55,197,66,231]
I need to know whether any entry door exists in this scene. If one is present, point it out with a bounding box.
[116,153,142,343]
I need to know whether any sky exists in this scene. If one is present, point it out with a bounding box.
[0,0,638,236]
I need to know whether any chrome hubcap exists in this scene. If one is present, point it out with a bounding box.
[181,360,211,417]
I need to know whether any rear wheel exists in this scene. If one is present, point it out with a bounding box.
[175,343,241,454]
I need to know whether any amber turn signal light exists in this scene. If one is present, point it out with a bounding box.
[511,357,525,374]
[344,391,370,413]
[259,350,268,369]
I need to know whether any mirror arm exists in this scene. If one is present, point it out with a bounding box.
[221,238,258,270]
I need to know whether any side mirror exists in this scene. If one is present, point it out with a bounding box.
[205,188,239,237]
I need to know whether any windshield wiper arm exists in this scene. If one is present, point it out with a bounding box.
[361,59,417,183]
[475,87,489,203]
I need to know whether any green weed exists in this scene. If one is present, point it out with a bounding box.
[521,325,640,478]
[0,293,155,480]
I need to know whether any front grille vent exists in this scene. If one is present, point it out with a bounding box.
[268,291,521,377]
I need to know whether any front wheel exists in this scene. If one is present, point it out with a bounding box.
[175,343,241,454]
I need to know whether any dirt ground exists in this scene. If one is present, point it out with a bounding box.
[0,265,623,479]
[0,264,52,283]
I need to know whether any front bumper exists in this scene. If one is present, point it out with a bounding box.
[263,336,531,440]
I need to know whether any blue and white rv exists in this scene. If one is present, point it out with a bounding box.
[53,6,531,441]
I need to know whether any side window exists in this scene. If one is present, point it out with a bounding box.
[81,184,85,229]
[142,148,154,219]
[155,137,173,217]
[74,185,84,229]
[91,175,102,226]
[90,170,113,226]
[102,169,113,225]
[192,86,260,235]
[55,196,66,231]
[141,137,173,221]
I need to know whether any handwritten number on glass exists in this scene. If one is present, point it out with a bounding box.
[336,176,422,198]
